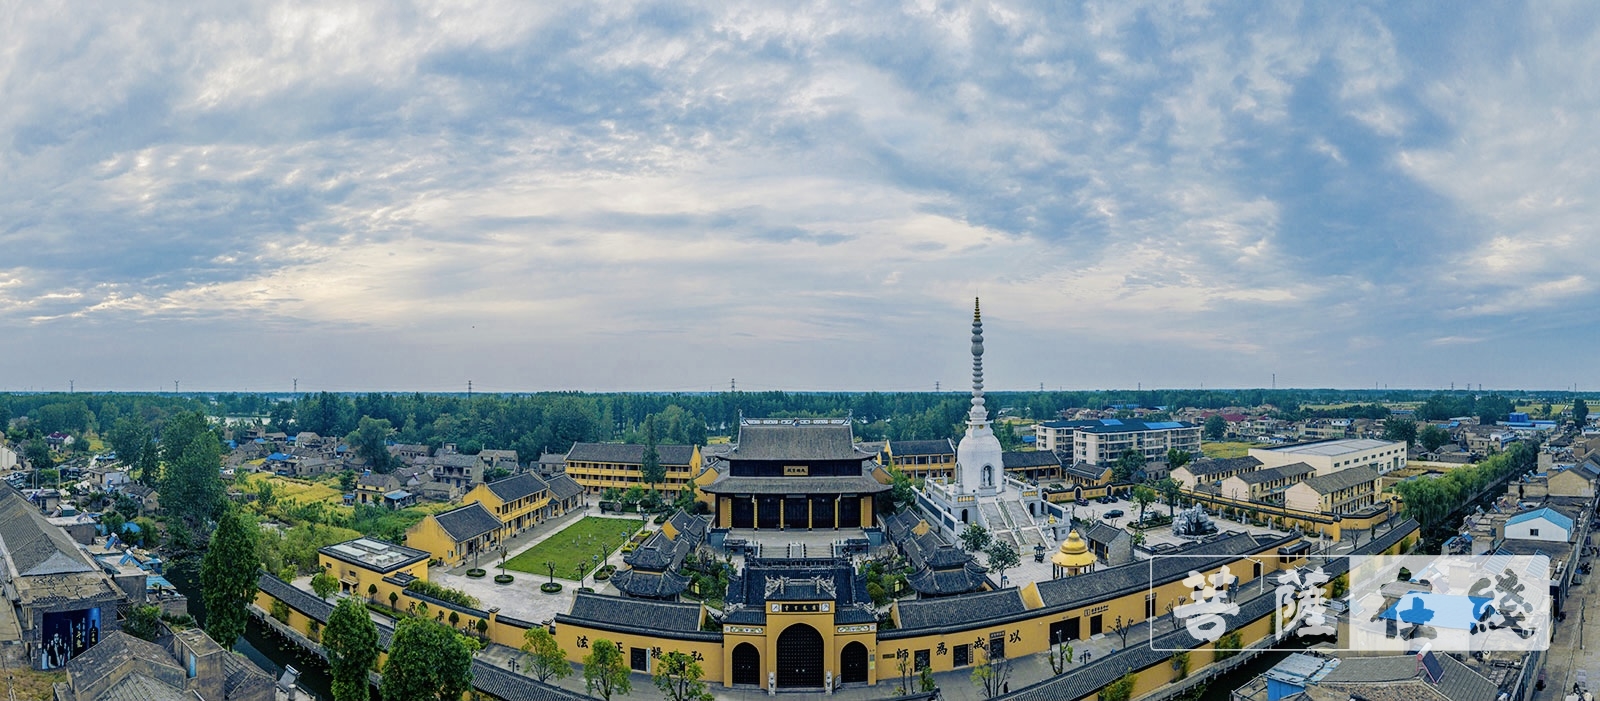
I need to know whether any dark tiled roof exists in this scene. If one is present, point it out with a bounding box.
[1234,462,1314,485]
[1356,518,1419,555]
[1083,521,1128,546]
[1002,451,1061,469]
[65,631,180,690]
[0,484,96,576]
[485,473,548,502]
[894,589,1027,632]
[609,568,691,598]
[1298,465,1381,494]
[544,474,584,501]
[470,659,588,701]
[701,475,889,495]
[432,502,501,542]
[257,574,397,648]
[906,561,989,597]
[666,510,709,541]
[220,650,274,698]
[889,439,955,456]
[559,592,707,635]
[729,422,873,462]
[98,673,190,701]
[1183,456,1263,477]
[1318,653,1500,701]
[1063,463,1110,480]
[566,443,696,466]
[723,559,876,625]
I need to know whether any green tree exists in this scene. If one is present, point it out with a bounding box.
[339,471,358,492]
[640,416,665,489]
[521,626,572,683]
[1203,415,1227,441]
[1155,477,1182,518]
[324,598,380,701]
[200,507,260,649]
[311,571,340,599]
[347,417,396,474]
[125,604,163,642]
[1131,485,1156,523]
[1165,448,1192,470]
[1419,424,1451,452]
[984,539,1020,584]
[23,438,51,468]
[652,650,713,701]
[1113,448,1145,482]
[1575,397,1590,426]
[1476,394,1513,425]
[162,412,225,530]
[1383,417,1417,446]
[970,643,1011,699]
[107,416,154,478]
[1215,630,1243,660]
[960,523,992,553]
[1100,672,1137,701]
[101,510,127,539]
[381,617,475,701]
[583,639,632,701]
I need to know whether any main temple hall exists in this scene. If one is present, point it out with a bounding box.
[701,418,890,530]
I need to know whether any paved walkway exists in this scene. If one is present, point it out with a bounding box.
[432,503,653,623]
[1534,549,1600,701]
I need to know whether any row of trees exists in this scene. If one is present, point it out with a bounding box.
[1392,442,1538,527]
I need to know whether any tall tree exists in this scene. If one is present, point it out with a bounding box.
[107,416,153,475]
[1575,398,1590,427]
[640,416,665,490]
[162,411,225,530]
[583,639,631,701]
[1155,477,1182,519]
[960,523,992,553]
[381,617,475,701]
[1131,485,1156,523]
[1382,417,1417,446]
[23,438,51,468]
[200,507,260,648]
[1165,448,1192,470]
[346,416,396,474]
[1419,425,1451,452]
[324,598,380,701]
[1112,449,1145,483]
[521,627,572,683]
[1203,415,1227,441]
[984,539,1020,585]
[652,651,713,701]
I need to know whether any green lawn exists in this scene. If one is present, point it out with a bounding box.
[502,517,644,580]
[1201,441,1258,459]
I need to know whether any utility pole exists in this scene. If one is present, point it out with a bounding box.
[69,380,73,393]
[293,378,298,394]
[174,380,179,394]
[731,378,736,392]
[935,381,940,392]
[1271,373,1275,390]
[467,380,473,400]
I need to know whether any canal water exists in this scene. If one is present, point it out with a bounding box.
[167,561,338,700]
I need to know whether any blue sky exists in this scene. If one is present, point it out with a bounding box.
[3,1,1598,393]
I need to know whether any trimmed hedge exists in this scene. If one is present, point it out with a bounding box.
[540,582,563,594]
[466,569,487,578]
[494,574,514,584]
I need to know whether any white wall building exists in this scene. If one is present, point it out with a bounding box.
[1249,438,1406,476]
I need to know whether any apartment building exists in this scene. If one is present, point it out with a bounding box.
[1070,419,1202,466]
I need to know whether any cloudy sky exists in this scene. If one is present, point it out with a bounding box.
[3,1,1598,393]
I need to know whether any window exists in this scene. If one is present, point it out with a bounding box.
[914,649,930,671]
[989,633,1006,660]
[1529,528,1539,536]
[953,644,970,667]
[630,647,649,672]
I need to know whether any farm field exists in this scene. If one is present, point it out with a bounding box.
[502,516,644,580]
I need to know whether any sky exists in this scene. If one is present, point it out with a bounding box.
[3,1,1599,393]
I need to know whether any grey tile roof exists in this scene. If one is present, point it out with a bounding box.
[485,473,548,502]
[1318,653,1501,701]
[559,592,708,636]
[889,439,955,456]
[565,443,696,466]
[1234,462,1315,485]
[432,502,501,542]
[470,659,588,701]
[700,475,889,495]
[894,589,1028,632]
[1002,451,1062,469]
[220,649,274,698]
[544,474,584,501]
[256,574,395,649]
[1063,463,1110,481]
[906,562,990,597]
[1083,521,1128,546]
[99,673,190,701]
[609,568,691,598]
[1298,464,1381,494]
[65,632,180,692]
[1183,456,1263,477]
[1357,519,1419,555]
[729,423,873,462]
[0,484,97,576]
[723,559,876,625]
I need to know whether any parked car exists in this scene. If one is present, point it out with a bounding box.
[1104,509,1124,519]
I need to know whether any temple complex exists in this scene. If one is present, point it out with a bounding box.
[701,418,889,530]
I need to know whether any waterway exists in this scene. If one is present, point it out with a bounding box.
[167,561,338,701]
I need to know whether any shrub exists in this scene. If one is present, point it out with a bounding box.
[466,569,487,578]
[494,574,514,584]
[540,583,563,594]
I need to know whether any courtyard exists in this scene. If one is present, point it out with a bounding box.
[501,515,645,580]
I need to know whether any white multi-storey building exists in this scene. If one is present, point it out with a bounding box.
[1248,438,1406,476]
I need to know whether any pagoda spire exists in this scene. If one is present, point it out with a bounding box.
[969,297,987,425]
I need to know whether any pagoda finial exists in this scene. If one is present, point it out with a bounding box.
[969,297,986,423]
